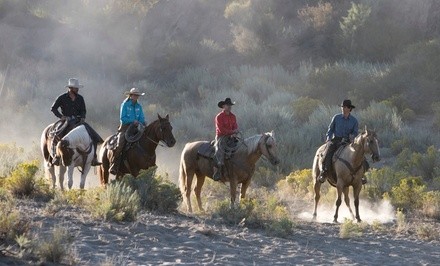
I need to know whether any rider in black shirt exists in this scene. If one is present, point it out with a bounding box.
[50,78,103,166]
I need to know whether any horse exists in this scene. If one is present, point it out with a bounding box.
[40,124,95,190]
[179,131,280,213]
[312,128,381,223]
[98,114,176,185]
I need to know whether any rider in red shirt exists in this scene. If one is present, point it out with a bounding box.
[213,98,239,181]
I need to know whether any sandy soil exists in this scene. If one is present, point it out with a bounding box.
[1,199,439,265]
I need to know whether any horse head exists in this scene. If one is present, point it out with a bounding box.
[153,114,176,147]
[56,139,74,165]
[259,131,280,165]
[358,126,380,162]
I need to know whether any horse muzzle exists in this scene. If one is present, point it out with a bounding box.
[372,154,381,162]
[270,157,280,166]
[166,138,176,147]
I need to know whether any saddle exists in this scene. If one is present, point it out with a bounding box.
[197,137,238,160]
[318,142,349,184]
[106,124,145,151]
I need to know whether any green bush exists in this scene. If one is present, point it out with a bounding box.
[0,143,25,177]
[121,167,181,213]
[364,167,406,201]
[292,97,323,124]
[339,218,366,239]
[395,146,440,182]
[211,188,294,238]
[0,198,30,243]
[390,177,426,211]
[85,182,140,222]
[278,169,314,198]
[35,226,74,264]
[4,162,38,197]
[421,191,440,220]
[415,224,439,241]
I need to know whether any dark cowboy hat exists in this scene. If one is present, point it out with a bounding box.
[341,99,355,109]
[218,98,235,108]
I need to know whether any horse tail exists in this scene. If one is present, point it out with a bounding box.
[179,149,187,196]
[98,141,110,185]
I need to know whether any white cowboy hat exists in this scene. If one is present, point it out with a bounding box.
[125,87,145,96]
[66,78,83,89]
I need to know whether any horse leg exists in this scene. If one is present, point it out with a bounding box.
[353,185,362,222]
[239,179,251,202]
[343,186,355,220]
[79,164,91,189]
[59,166,66,191]
[313,181,321,220]
[229,178,238,209]
[67,166,74,190]
[47,165,56,189]
[333,187,343,223]
[194,173,206,212]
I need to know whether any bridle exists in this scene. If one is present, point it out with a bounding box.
[261,134,277,163]
[145,119,172,148]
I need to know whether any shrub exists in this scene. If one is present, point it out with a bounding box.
[4,162,38,197]
[0,199,30,243]
[85,182,140,222]
[364,167,406,201]
[291,97,323,124]
[421,191,440,220]
[278,169,314,198]
[339,218,366,239]
[35,226,74,264]
[0,143,25,177]
[415,224,439,241]
[390,177,426,211]
[401,108,416,123]
[121,167,181,213]
[212,188,295,238]
[395,209,407,233]
[252,166,282,188]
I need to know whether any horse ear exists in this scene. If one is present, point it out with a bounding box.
[157,113,162,120]
[165,114,169,120]
[270,130,275,138]
[364,125,368,133]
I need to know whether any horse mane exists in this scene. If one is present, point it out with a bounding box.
[241,132,274,155]
[63,125,90,147]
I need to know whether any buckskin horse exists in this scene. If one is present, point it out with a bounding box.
[179,131,280,213]
[41,123,95,190]
[312,127,380,223]
[98,114,176,185]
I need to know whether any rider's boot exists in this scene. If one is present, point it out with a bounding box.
[213,165,222,181]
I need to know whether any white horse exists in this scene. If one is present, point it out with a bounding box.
[41,125,94,190]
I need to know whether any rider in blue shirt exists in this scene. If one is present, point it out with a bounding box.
[319,100,360,183]
[109,88,147,175]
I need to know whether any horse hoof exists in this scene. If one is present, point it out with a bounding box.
[333,220,338,224]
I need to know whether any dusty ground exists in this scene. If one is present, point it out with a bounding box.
[1,199,439,265]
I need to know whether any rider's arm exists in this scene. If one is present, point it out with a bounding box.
[50,95,63,119]
[79,95,86,119]
[120,101,132,125]
[325,115,337,141]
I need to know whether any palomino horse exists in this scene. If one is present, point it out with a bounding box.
[179,131,280,213]
[312,128,380,223]
[40,124,95,190]
[98,114,176,185]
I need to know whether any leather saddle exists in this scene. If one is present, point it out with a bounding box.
[197,137,238,160]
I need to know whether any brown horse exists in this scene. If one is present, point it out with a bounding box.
[179,131,280,213]
[312,128,380,223]
[98,114,176,185]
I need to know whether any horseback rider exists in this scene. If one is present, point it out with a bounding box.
[50,78,103,166]
[213,97,239,181]
[319,99,366,184]
[109,88,146,175]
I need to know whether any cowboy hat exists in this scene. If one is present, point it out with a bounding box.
[341,99,355,109]
[125,88,145,96]
[66,78,83,89]
[218,97,235,108]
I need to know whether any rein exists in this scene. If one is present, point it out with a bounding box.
[75,143,93,173]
